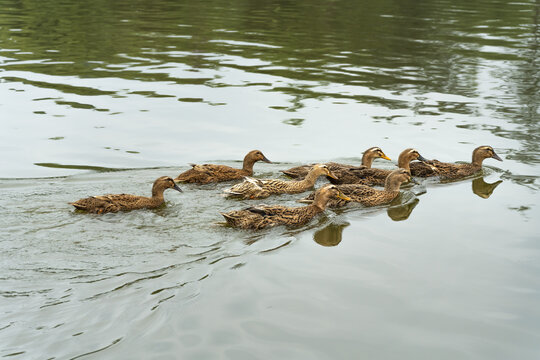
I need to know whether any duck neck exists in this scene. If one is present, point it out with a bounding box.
[384,178,402,192]
[362,152,375,169]
[151,186,166,204]
[397,154,412,172]
[311,194,330,212]
[300,170,322,187]
[242,157,256,175]
[471,151,486,167]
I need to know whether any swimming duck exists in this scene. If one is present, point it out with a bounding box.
[409,145,503,179]
[174,150,271,184]
[224,164,338,199]
[328,148,429,186]
[281,147,391,179]
[70,176,182,214]
[301,169,411,207]
[220,184,351,230]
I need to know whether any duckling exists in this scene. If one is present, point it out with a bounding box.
[281,147,391,179]
[409,145,503,179]
[301,169,411,207]
[328,148,429,186]
[175,150,271,184]
[220,184,351,230]
[70,176,182,214]
[224,164,338,199]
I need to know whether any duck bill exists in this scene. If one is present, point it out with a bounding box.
[336,191,351,201]
[381,153,391,161]
[261,155,272,163]
[326,170,339,180]
[491,152,503,161]
[173,183,183,192]
[417,154,429,163]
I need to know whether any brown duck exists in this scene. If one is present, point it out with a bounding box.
[301,168,411,207]
[328,148,429,186]
[220,184,351,230]
[175,150,271,184]
[223,164,338,199]
[70,176,182,214]
[281,147,391,180]
[409,145,503,179]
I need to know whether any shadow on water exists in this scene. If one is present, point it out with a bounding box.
[34,163,171,173]
[34,163,132,172]
[387,197,420,221]
[313,222,350,247]
[472,177,503,199]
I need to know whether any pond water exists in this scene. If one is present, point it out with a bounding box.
[1,0,539,359]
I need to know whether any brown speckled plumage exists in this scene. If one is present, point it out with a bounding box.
[70,176,182,214]
[301,169,411,207]
[220,185,350,230]
[174,150,271,184]
[328,148,428,185]
[224,164,337,199]
[410,146,503,179]
[281,147,390,180]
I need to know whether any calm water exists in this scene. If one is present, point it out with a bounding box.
[1,0,540,359]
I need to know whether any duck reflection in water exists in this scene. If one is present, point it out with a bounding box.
[472,177,503,199]
[313,223,350,247]
[386,195,420,221]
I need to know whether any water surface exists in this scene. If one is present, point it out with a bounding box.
[1,0,539,359]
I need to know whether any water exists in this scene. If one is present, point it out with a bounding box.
[1,0,539,358]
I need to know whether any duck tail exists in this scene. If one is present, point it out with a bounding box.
[223,188,242,195]
[220,212,234,220]
[281,170,298,178]
[220,212,237,225]
[69,202,86,210]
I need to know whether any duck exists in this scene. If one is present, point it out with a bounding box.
[328,148,429,186]
[220,184,351,230]
[409,145,503,179]
[300,168,411,208]
[174,150,271,184]
[281,147,391,180]
[70,176,182,214]
[224,164,338,199]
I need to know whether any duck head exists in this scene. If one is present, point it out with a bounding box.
[385,168,411,191]
[362,147,391,168]
[245,150,271,164]
[309,164,338,180]
[472,146,503,166]
[398,148,429,172]
[313,184,351,210]
[153,176,183,196]
[399,148,428,163]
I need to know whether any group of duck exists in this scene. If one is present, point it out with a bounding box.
[70,146,503,230]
